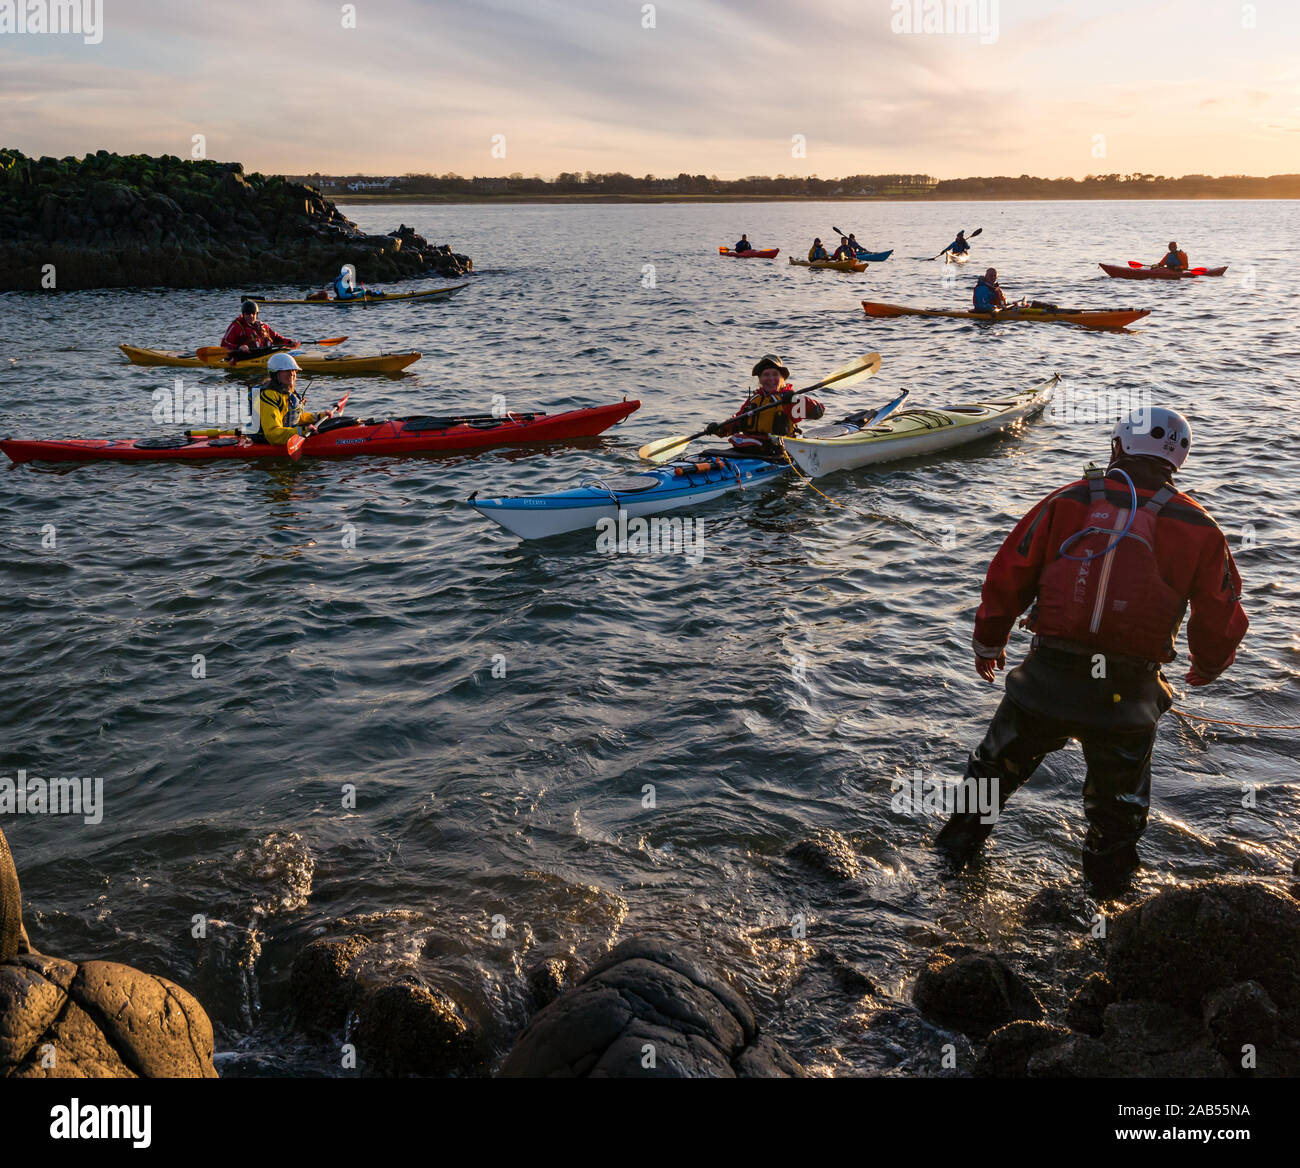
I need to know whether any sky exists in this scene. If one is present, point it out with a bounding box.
[1,0,1298,179]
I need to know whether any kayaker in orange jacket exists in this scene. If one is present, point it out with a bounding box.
[1156,242,1189,270]
[221,301,297,356]
[705,354,825,453]
[937,407,1248,890]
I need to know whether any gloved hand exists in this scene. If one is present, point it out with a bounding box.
[704,422,721,435]
[779,390,795,404]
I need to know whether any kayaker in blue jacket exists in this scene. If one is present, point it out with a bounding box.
[808,238,829,261]
[973,268,1008,312]
[946,230,971,256]
[332,264,384,301]
[734,235,752,253]
[847,233,865,258]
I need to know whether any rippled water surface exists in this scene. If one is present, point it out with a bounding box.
[3,200,1298,1075]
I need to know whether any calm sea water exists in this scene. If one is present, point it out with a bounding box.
[3,200,1297,1075]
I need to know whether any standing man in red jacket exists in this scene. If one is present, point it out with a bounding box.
[937,407,1248,890]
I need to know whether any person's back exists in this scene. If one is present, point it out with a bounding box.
[940,407,1248,890]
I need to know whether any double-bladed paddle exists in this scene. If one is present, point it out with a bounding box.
[637,352,883,465]
[194,337,348,363]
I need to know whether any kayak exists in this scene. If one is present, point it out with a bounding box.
[1,401,639,465]
[782,375,1058,478]
[119,344,421,375]
[469,390,910,541]
[854,248,893,263]
[944,251,970,264]
[470,455,789,540]
[718,247,779,259]
[861,300,1150,330]
[249,283,469,306]
[1099,263,1227,280]
[789,257,867,272]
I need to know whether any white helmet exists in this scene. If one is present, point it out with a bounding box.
[267,353,300,373]
[1113,406,1191,469]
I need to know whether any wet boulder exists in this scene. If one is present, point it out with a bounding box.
[499,937,804,1077]
[912,944,1044,1039]
[351,978,480,1077]
[0,826,217,1078]
[288,934,372,1035]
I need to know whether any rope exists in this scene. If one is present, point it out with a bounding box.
[777,443,940,545]
[1170,709,1300,730]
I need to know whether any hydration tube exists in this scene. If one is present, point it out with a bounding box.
[1058,467,1139,563]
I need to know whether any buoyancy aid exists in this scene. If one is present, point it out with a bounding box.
[1030,466,1187,662]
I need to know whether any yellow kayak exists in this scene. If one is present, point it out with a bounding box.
[119,345,422,374]
[249,283,469,306]
[789,257,867,273]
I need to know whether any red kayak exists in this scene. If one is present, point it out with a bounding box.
[1099,263,1227,280]
[1,401,639,464]
[719,247,779,259]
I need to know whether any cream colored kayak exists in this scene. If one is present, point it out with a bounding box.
[782,374,1058,478]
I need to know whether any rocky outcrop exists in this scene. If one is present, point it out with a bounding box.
[0,149,472,290]
[0,826,217,1078]
[975,881,1300,1077]
[499,937,805,1077]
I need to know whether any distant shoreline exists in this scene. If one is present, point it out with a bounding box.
[334,192,1298,205]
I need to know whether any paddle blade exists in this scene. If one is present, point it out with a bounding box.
[1189,267,1207,275]
[313,336,348,347]
[718,246,727,254]
[969,227,983,238]
[286,435,305,461]
[806,352,883,393]
[639,434,692,464]
[195,346,232,361]
[1128,261,1144,268]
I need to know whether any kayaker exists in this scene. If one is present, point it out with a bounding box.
[331,264,383,300]
[808,238,829,262]
[734,234,752,253]
[936,408,1248,890]
[972,268,1008,312]
[945,230,971,256]
[847,233,864,257]
[832,236,854,261]
[704,354,825,453]
[249,353,326,445]
[220,301,297,357]
[1156,242,1189,271]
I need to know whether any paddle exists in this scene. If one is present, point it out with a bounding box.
[931,227,982,260]
[1127,260,1208,276]
[638,353,884,464]
[195,337,348,363]
[287,392,350,461]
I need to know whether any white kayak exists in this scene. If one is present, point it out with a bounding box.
[781,373,1058,478]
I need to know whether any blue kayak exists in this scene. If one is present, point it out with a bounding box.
[469,456,788,539]
[854,248,893,263]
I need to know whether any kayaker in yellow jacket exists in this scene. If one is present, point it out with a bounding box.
[705,354,825,453]
[250,353,324,445]
[808,238,830,261]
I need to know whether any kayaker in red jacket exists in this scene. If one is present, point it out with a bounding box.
[221,301,297,356]
[937,407,1248,890]
[705,354,825,453]
[832,236,854,261]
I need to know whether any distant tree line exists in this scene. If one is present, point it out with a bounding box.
[290,170,1300,199]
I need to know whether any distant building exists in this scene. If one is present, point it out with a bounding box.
[346,178,396,191]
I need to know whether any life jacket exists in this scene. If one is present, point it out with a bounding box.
[809,246,828,261]
[333,274,361,299]
[248,382,306,439]
[1030,467,1187,662]
[1164,250,1188,269]
[972,278,998,311]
